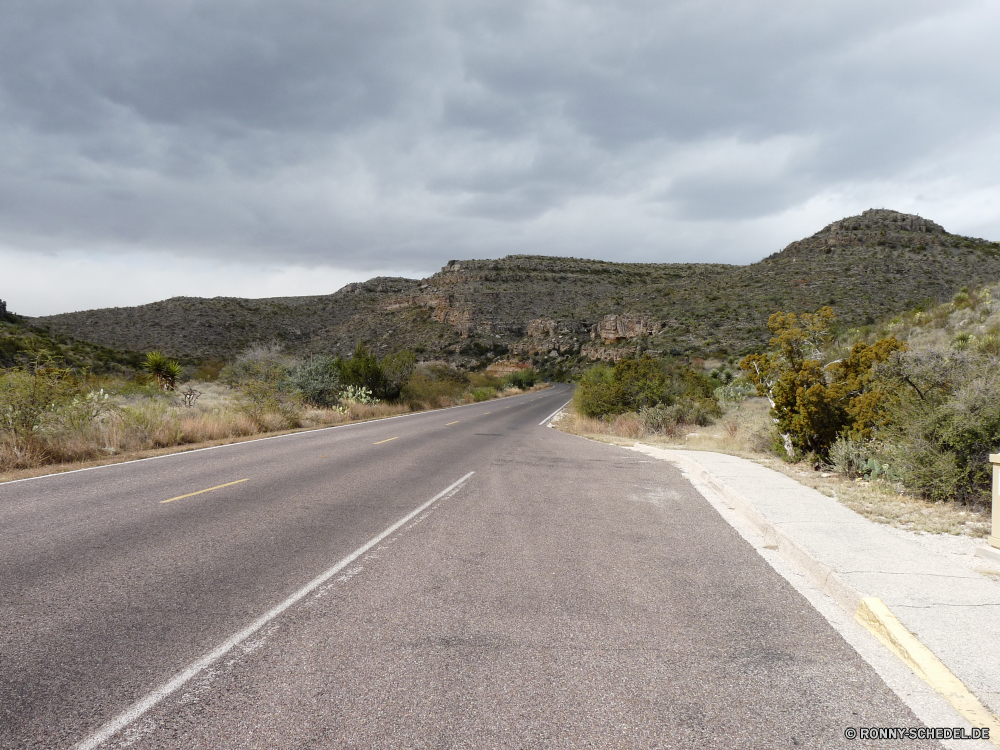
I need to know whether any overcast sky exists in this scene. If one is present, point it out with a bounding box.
[3,0,1000,315]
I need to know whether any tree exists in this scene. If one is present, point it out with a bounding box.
[337,342,385,397]
[740,307,904,457]
[380,350,417,401]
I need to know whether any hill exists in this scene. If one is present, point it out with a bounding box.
[0,300,138,372]
[24,209,1000,370]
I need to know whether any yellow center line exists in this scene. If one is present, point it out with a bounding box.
[160,478,249,504]
[374,436,399,445]
[446,421,459,425]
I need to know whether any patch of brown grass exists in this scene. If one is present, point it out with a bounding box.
[0,382,550,483]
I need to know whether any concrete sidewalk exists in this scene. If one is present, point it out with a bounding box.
[632,445,1000,742]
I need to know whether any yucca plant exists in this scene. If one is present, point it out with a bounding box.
[143,351,182,391]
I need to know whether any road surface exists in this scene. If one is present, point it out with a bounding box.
[0,385,937,748]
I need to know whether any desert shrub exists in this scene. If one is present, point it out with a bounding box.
[574,356,719,418]
[828,436,885,479]
[223,346,302,430]
[470,386,497,402]
[640,398,717,434]
[0,364,86,441]
[878,349,1000,502]
[380,350,417,401]
[46,389,116,434]
[220,344,290,385]
[504,368,538,390]
[287,355,341,407]
[401,364,470,408]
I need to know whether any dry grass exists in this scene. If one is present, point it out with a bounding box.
[555,397,991,538]
[0,381,550,484]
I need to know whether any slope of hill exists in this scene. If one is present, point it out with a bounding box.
[26,209,1000,369]
[0,301,138,372]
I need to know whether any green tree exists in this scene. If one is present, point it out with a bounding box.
[337,342,386,397]
[380,350,417,401]
[740,307,904,457]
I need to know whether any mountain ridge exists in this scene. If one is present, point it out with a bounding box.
[21,209,1000,369]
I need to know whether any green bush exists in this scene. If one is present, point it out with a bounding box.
[336,342,415,402]
[878,350,1000,502]
[379,350,417,401]
[574,356,718,418]
[470,386,497,402]
[504,368,538,389]
[0,364,86,441]
[287,355,341,407]
[337,342,385,397]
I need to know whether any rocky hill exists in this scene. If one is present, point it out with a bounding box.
[24,209,1000,370]
[0,299,138,371]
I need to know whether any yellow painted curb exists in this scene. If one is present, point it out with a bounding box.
[855,597,1000,745]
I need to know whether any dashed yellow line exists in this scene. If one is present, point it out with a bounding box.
[160,479,249,504]
[374,437,399,445]
[446,421,459,425]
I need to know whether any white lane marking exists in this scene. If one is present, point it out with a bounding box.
[72,471,476,750]
[539,399,572,426]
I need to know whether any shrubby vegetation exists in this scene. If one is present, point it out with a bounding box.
[740,307,905,458]
[740,288,1000,505]
[573,355,720,434]
[0,341,544,474]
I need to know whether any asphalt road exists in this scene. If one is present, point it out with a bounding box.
[1,385,939,748]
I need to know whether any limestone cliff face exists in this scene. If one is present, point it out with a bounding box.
[591,314,661,343]
[485,359,533,376]
[580,344,638,362]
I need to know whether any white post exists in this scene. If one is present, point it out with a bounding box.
[990,454,1000,551]
[974,455,1000,562]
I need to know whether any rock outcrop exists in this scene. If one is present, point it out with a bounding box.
[591,314,661,343]
[485,360,533,376]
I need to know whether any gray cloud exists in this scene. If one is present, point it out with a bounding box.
[2,0,1000,313]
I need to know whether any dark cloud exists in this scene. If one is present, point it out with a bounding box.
[2,0,1000,313]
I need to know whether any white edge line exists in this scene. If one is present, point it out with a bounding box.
[3,384,566,487]
[539,399,572,426]
[72,471,476,750]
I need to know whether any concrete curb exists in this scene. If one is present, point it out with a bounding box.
[631,443,1000,745]
[856,597,1000,740]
